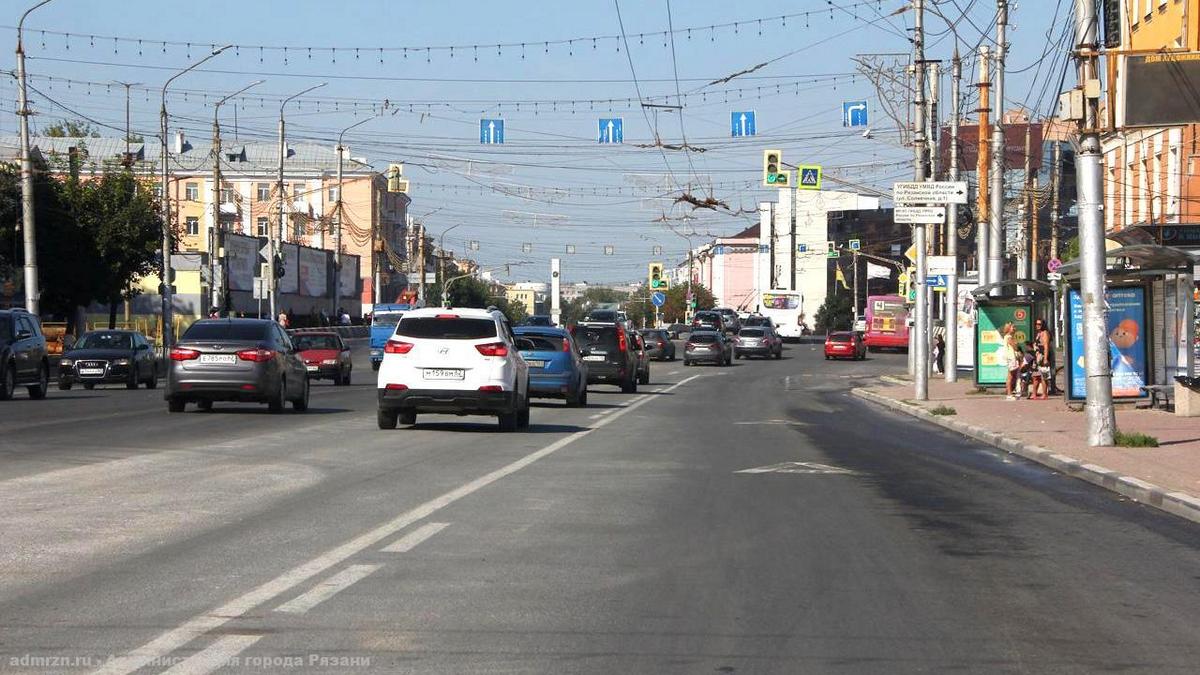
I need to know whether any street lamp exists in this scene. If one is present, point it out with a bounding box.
[210,80,264,315]
[270,82,327,319]
[160,44,231,357]
[15,0,55,314]
[437,223,462,291]
[334,111,385,317]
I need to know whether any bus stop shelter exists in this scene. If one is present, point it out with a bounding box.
[970,280,1056,388]
[1057,244,1196,403]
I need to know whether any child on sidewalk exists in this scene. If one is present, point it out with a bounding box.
[1019,341,1037,399]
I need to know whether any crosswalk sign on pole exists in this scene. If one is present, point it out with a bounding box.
[798,165,822,190]
[598,118,623,144]
[480,118,504,144]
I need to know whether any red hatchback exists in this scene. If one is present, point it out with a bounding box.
[824,331,866,360]
[293,332,353,385]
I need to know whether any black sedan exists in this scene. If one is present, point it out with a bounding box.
[59,330,159,390]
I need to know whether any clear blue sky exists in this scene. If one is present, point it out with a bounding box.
[2,0,1069,283]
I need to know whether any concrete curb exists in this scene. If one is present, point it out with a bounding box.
[851,387,1200,526]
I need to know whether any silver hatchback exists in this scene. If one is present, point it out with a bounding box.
[165,319,310,413]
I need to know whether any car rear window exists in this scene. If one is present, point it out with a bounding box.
[521,335,564,351]
[585,310,617,322]
[689,333,718,344]
[397,317,497,340]
[694,312,719,322]
[372,312,404,329]
[294,335,341,350]
[182,322,269,341]
[739,328,765,337]
[573,326,618,349]
[829,333,852,342]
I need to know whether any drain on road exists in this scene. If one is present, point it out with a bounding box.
[735,461,857,475]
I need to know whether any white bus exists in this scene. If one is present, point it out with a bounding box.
[759,291,807,341]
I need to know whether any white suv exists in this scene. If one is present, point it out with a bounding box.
[376,307,531,431]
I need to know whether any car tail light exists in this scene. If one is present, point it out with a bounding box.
[658,341,666,348]
[562,338,571,353]
[385,383,408,391]
[616,329,628,352]
[475,342,509,357]
[435,314,459,319]
[478,385,503,392]
[384,340,414,354]
[237,348,275,362]
[169,347,200,361]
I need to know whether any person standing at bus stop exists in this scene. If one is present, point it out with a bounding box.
[1002,322,1020,401]
[1034,318,1056,395]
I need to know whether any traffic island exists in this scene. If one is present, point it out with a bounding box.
[852,376,1200,525]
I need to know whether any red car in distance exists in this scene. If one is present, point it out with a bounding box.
[824,331,867,360]
[293,332,353,385]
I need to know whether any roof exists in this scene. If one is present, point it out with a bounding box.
[404,306,498,318]
[1057,244,1197,278]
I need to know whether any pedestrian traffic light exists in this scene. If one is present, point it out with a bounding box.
[648,262,665,289]
[763,149,788,187]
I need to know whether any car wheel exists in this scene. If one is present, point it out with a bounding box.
[196,400,214,412]
[638,369,649,385]
[683,359,691,367]
[775,350,783,360]
[126,369,139,389]
[371,361,381,372]
[566,381,584,407]
[292,377,310,412]
[268,379,286,414]
[377,408,399,429]
[398,411,417,426]
[579,386,588,406]
[498,409,519,432]
[167,397,186,413]
[517,394,531,429]
[145,366,158,389]
[621,376,636,393]
[27,363,49,400]
[58,381,72,391]
[0,362,14,400]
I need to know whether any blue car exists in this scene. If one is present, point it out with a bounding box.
[369,303,413,371]
[514,326,588,407]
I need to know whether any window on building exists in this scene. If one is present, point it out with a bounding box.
[185,216,199,236]
[1153,151,1163,221]
[293,219,305,239]
[328,186,340,203]
[292,181,305,199]
[256,217,269,237]
[185,182,199,201]
[220,186,234,203]
[256,183,271,201]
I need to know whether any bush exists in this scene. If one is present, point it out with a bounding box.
[1114,430,1159,447]
[929,405,957,416]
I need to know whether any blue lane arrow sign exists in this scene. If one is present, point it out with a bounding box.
[651,291,667,307]
[842,101,868,127]
[730,110,756,137]
[598,117,623,144]
[480,118,505,144]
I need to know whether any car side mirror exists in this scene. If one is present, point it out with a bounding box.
[16,330,32,341]
[341,346,351,352]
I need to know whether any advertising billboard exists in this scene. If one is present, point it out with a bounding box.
[225,234,259,292]
[1067,286,1149,400]
[975,303,1032,386]
[338,255,360,303]
[298,247,328,297]
[278,243,299,295]
[761,292,800,309]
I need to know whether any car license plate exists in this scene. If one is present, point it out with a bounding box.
[423,368,465,380]
[306,365,318,372]
[79,368,104,376]
[583,355,605,362]
[199,354,237,365]
[526,360,546,368]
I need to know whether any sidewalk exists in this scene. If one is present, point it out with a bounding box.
[853,375,1200,524]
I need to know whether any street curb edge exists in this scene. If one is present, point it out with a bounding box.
[850,387,1200,526]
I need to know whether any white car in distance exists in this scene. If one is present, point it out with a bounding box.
[376,307,532,431]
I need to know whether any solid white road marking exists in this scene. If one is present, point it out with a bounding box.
[735,461,857,475]
[159,635,261,675]
[93,373,706,675]
[733,420,807,426]
[274,564,381,615]
[380,522,450,553]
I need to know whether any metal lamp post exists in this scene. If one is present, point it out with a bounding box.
[159,45,231,358]
[437,223,462,303]
[334,114,383,317]
[210,80,264,316]
[15,0,55,314]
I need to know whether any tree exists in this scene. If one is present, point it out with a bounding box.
[43,120,101,138]
[659,282,715,324]
[814,294,853,332]
[425,275,526,324]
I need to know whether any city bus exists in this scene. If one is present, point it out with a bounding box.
[759,291,806,341]
[864,294,909,351]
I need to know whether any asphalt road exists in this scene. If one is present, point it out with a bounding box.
[1,341,1198,674]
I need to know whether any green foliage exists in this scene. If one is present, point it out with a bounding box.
[1061,236,1080,262]
[559,286,632,326]
[43,120,101,138]
[929,405,957,416]
[426,276,527,325]
[814,294,853,332]
[1114,430,1159,448]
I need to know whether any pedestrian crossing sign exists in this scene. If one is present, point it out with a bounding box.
[797,165,822,190]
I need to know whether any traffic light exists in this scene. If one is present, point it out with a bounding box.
[648,262,665,289]
[763,149,789,187]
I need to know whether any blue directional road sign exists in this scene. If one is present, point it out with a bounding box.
[480,118,505,144]
[651,291,667,307]
[598,118,623,144]
[797,243,808,253]
[842,100,868,127]
[849,239,861,251]
[929,274,950,290]
[730,110,756,137]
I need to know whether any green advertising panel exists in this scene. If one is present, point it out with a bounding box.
[974,303,1033,386]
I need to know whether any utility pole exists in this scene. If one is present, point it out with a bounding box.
[160,46,231,357]
[1050,141,1061,261]
[271,83,326,320]
[945,48,962,383]
[976,46,991,286]
[333,113,379,315]
[15,0,54,314]
[211,81,262,317]
[911,0,929,401]
[1073,0,1114,446]
[927,60,941,252]
[987,0,1008,295]
[417,224,426,303]
[852,252,859,323]
[1031,175,1041,280]
[1018,122,1033,287]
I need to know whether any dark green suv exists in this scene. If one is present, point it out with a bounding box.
[0,308,50,400]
